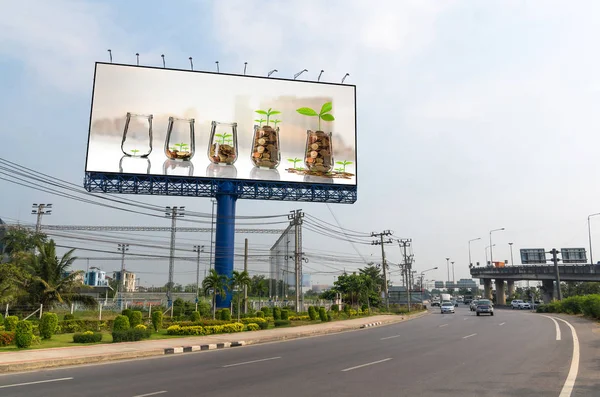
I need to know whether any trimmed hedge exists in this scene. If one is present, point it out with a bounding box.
[152,310,163,332]
[272,307,281,320]
[318,307,328,322]
[281,309,289,320]
[4,315,18,332]
[308,306,317,321]
[130,311,143,327]
[40,312,59,339]
[190,311,201,322]
[113,315,130,332]
[258,321,269,330]
[256,311,265,318]
[73,331,103,343]
[274,319,290,327]
[289,315,310,321]
[15,321,34,348]
[166,322,245,336]
[0,331,15,346]
[57,319,114,334]
[220,308,232,321]
[63,313,75,321]
[112,328,151,343]
[240,317,267,324]
[246,323,260,331]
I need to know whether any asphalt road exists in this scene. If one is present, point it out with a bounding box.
[0,306,590,397]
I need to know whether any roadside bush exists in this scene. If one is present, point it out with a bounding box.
[274,319,290,327]
[545,301,562,313]
[57,319,113,334]
[280,309,289,321]
[63,313,75,321]
[261,307,271,317]
[256,311,265,318]
[135,324,147,331]
[582,295,600,318]
[536,304,548,313]
[246,323,260,331]
[343,304,351,314]
[0,331,15,346]
[561,296,584,314]
[4,315,18,332]
[121,309,132,319]
[258,320,269,330]
[190,311,201,322]
[327,313,333,322]
[15,321,34,348]
[219,308,231,321]
[0,313,3,325]
[73,331,103,343]
[113,315,130,332]
[198,301,211,317]
[240,317,267,324]
[272,307,281,320]
[151,311,163,332]
[40,312,59,339]
[331,304,339,312]
[308,306,317,321]
[173,319,232,327]
[112,328,152,343]
[289,315,310,321]
[318,307,328,322]
[361,304,369,312]
[129,311,143,327]
[167,322,245,336]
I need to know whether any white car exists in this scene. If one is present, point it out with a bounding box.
[518,301,531,310]
[511,300,524,309]
[441,302,455,314]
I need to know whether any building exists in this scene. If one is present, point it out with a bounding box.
[113,270,136,292]
[311,284,331,293]
[84,267,108,287]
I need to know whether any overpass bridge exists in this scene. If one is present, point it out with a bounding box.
[469,264,600,304]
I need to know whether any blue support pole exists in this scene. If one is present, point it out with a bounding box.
[214,183,237,308]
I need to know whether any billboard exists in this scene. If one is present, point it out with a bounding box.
[561,248,587,264]
[520,249,547,264]
[85,63,356,188]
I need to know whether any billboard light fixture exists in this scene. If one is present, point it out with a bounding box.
[268,69,278,77]
[244,62,248,75]
[161,54,165,68]
[136,53,139,66]
[318,70,324,82]
[215,61,219,73]
[189,57,194,70]
[107,49,112,63]
[342,73,350,84]
[294,69,308,80]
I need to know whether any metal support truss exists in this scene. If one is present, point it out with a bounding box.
[39,225,284,234]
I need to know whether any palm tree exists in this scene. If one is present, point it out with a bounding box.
[202,269,227,319]
[231,270,252,321]
[255,278,268,310]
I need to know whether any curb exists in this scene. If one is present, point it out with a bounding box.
[360,321,382,328]
[164,341,245,355]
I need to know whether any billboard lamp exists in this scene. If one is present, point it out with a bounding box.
[189,57,193,70]
[294,69,308,80]
[161,54,165,68]
[215,61,220,73]
[318,70,324,82]
[342,73,350,84]
[244,62,248,75]
[268,69,278,77]
[136,53,139,66]
[107,49,112,63]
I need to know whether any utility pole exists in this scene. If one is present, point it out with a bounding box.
[445,257,450,283]
[451,261,455,283]
[397,239,413,311]
[165,206,185,309]
[117,243,129,310]
[193,245,204,310]
[31,203,52,233]
[551,248,562,301]
[288,210,305,313]
[372,231,393,311]
[244,238,248,314]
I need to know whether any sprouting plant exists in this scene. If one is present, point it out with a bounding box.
[255,108,281,126]
[288,158,302,168]
[215,133,232,144]
[335,160,353,173]
[130,149,140,156]
[271,119,281,128]
[296,102,334,131]
[175,143,189,152]
[254,119,266,127]
[225,139,233,146]
[334,167,344,173]
[169,146,176,152]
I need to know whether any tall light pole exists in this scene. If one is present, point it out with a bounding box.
[420,267,438,305]
[117,243,129,310]
[445,258,450,282]
[165,206,185,309]
[508,242,514,266]
[451,261,455,283]
[468,237,481,267]
[193,245,205,301]
[485,244,496,266]
[31,203,52,233]
[588,213,600,265]
[489,228,505,266]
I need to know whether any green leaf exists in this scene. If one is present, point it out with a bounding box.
[320,102,332,115]
[345,161,353,165]
[320,113,335,122]
[296,107,318,116]
[255,110,268,115]
[269,110,281,115]
[335,161,344,165]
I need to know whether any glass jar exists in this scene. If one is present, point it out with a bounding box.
[165,117,195,161]
[304,130,333,173]
[208,121,238,165]
[251,125,280,169]
[163,159,194,177]
[119,155,151,174]
[121,113,153,157]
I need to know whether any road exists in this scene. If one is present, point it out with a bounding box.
[0,306,590,396]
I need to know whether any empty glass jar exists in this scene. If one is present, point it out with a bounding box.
[304,130,333,172]
[165,117,195,161]
[208,121,238,165]
[251,125,280,169]
[121,113,153,157]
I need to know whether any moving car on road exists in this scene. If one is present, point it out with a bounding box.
[470,300,479,311]
[511,300,524,309]
[441,301,455,314]
[518,301,531,310]
[476,301,494,316]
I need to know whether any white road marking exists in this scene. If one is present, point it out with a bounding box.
[499,322,506,326]
[439,324,449,328]
[553,317,580,397]
[541,315,561,340]
[462,333,477,339]
[0,377,73,389]
[223,356,281,367]
[132,392,167,397]
[341,358,393,372]
[380,334,401,340]
[463,318,468,320]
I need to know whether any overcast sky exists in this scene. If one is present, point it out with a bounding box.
[1,0,600,288]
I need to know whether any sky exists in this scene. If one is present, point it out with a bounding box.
[2,0,600,289]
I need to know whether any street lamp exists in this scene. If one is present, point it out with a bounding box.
[508,242,514,266]
[451,262,455,283]
[468,238,481,267]
[445,258,450,282]
[489,228,505,266]
[485,244,496,266]
[588,213,600,265]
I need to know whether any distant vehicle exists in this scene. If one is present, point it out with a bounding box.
[431,300,440,307]
[476,302,494,316]
[450,299,459,307]
[470,300,479,311]
[441,293,451,302]
[441,301,455,314]
[464,295,473,304]
[518,301,531,310]
[511,300,524,309]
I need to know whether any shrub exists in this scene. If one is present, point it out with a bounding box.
[361,304,369,312]
[344,304,351,314]
[274,319,290,327]
[190,311,201,322]
[198,301,211,317]
[272,307,281,320]
[240,317,267,324]
[167,325,205,336]
[246,323,260,331]
[0,331,15,346]
[327,313,333,322]
[15,321,34,348]
[0,313,3,325]
[308,306,317,321]
[63,313,75,321]
[331,304,339,312]
[220,308,232,321]
[289,315,310,321]
[261,307,271,317]
[4,315,18,332]
[151,310,163,332]
[167,322,245,336]
[173,319,232,327]
[536,304,548,313]
[318,307,328,322]
[57,319,112,334]
[129,311,143,327]
[135,324,147,330]
[121,309,133,319]
[256,311,265,318]
[112,328,152,342]
[40,312,59,340]
[545,301,562,313]
[113,315,130,332]
[582,295,600,318]
[561,296,584,314]
[280,309,289,321]
[258,320,269,330]
[73,331,103,343]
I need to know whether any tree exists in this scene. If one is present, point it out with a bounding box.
[1,226,46,265]
[0,263,31,304]
[230,270,252,321]
[255,278,268,309]
[202,269,227,319]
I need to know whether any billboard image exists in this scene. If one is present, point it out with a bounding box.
[85,63,356,187]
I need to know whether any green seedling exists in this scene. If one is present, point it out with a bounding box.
[215,133,232,144]
[254,119,266,127]
[175,143,189,152]
[334,167,344,173]
[130,149,140,156]
[271,119,281,128]
[296,101,334,131]
[225,139,233,146]
[255,108,281,126]
[335,160,353,173]
[288,158,302,168]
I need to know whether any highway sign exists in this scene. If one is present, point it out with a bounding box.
[520,248,547,264]
[561,248,587,263]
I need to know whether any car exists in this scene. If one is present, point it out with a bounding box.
[476,302,494,316]
[518,301,531,310]
[470,300,479,311]
[440,302,455,314]
[431,300,440,307]
[511,300,524,309]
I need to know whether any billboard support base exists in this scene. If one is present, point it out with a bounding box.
[214,183,237,309]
